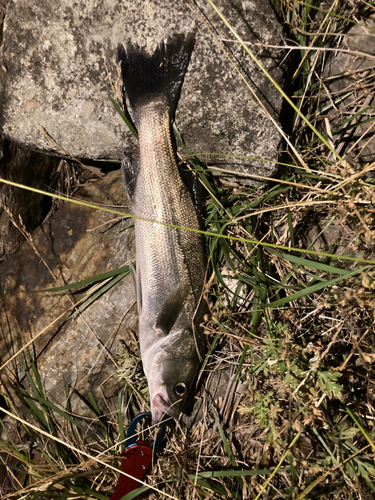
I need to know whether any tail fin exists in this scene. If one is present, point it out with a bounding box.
[117,33,195,122]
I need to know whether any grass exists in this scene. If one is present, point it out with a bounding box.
[1,0,375,498]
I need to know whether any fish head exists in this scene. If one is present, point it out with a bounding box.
[142,326,204,424]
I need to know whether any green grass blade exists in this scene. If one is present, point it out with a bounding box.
[108,94,138,139]
[87,390,114,448]
[1,177,375,264]
[70,272,128,318]
[346,407,375,452]
[40,264,131,292]
[266,266,369,308]
[190,468,290,479]
[209,401,237,467]
[294,0,369,24]
[270,250,355,275]
[117,390,126,453]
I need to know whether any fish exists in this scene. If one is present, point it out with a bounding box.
[117,34,208,424]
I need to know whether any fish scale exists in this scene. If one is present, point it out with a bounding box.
[135,104,204,323]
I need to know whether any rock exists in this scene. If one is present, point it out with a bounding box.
[0,3,63,263]
[0,1,7,48]
[322,21,375,168]
[0,0,284,180]
[0,139,61,261]
[324,23,375,90]
[0,170,138,419]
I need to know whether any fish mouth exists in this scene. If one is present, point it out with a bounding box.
[151,391,180,424]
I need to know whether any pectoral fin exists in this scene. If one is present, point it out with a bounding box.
[130,263,142,315]
[156,282,190,335]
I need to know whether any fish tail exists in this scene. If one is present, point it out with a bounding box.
[117,33,195,122]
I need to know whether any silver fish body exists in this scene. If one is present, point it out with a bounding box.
[118,35,207,423]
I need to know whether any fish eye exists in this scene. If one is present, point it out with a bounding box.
[174,382,187,397]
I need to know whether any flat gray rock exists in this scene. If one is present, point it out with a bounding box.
[0,171,138,419]
[0,0,284,179]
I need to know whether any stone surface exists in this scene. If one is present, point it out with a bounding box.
[322,21,375,168]
[0,0,284,179]
[0,170,138,418]
[0,139,61,260]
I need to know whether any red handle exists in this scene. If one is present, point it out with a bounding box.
[109,441,153,500]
